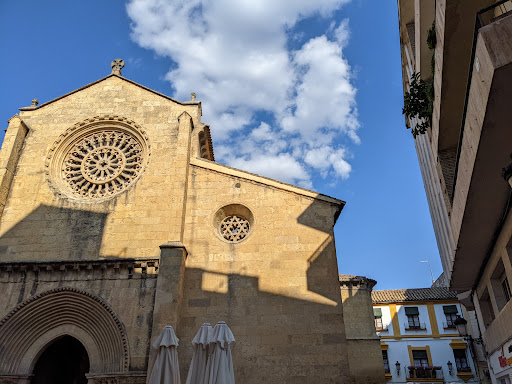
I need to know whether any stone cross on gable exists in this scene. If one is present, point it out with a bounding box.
[111,59,125,76]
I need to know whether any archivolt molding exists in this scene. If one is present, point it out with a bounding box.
[0,287,129,375]
[45,115,151,202]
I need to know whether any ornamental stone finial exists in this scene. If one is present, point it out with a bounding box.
[31,99,39,107]
[191,93,196,101]
[111,59,125,76]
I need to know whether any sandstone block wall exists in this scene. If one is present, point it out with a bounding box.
[0,76,201,262]
[178,161,352,383]
[0,259,157,374]
[340,277,385,384]
[0,74,384,383]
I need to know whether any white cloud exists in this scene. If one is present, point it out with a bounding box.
[228,153,311,188]
[126,0,358,188]
[334,18,351,47]
[281,34,360,144]
[304,146,352,179]
[250,122,272,141]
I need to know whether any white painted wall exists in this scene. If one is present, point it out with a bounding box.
[396,304,432,335]
[375,305,394,337]
[382,338,479,383]
[433,303,464,335]
[375,304,479,383]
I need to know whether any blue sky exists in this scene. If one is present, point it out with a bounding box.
[0,0,442,290]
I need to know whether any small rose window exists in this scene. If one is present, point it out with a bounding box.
[220,215,250,242]
[214,204,254,243]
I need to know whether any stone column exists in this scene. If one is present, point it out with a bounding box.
[0,116,28,218]
[176,112,193,242]
[339,275,385,384]
[414,0,435,77]
[146,241,187,380]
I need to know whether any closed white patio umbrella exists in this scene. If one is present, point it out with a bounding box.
[186,322,213,384]
[204,321,235,384]
[148,325,181,384]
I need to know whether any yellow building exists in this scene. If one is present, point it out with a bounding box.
[0,61,384,383]
[373,287,478,383]
[397,1,512,382]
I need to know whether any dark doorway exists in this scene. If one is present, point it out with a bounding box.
[32,336,90,384]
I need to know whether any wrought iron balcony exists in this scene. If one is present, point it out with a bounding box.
[456,365,472,373]
[407,366,443,379]
[404,322,426,331]
[443,321,456,329]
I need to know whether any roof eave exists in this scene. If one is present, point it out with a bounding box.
[18,74,200,111]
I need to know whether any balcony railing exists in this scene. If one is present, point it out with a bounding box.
[443,321,456,329]
[478,0,512,26]
[456,365,472,373]
[452,0,512,200]
[408,366,443,379]
[404,322,426,330]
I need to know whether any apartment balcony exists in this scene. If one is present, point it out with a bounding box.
[404,322,427,331]
[450,1,512,291]
[432,0,496,187]
[407,366,443,382]
[482,299,512,351]
[443,321,456,329]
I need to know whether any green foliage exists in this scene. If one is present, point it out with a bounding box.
[427,20,436,50]
[403,19,436,138]
[402,72,433,138]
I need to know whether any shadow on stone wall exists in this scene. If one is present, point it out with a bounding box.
[175,266,383,383]
[0,204,108,262]
[178,267,350,383]
[0,201,384,383]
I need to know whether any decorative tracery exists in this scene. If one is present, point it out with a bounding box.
[62,130,143,199]
[46,115,149,202]
[220,215,250,242]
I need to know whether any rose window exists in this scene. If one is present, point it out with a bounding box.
[62,131,143,199]
[46,116,150,202]
[220,215,250,242]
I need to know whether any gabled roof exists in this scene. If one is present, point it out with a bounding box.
[190,157,345,222]
[372,287,458,304]
[19,74,200,111]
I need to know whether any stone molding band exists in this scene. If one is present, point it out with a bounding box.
[0,259,160,283]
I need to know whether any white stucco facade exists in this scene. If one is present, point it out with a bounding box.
[373,289,480,384]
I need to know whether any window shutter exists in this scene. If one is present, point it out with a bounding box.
[443,305,458,314]
[374,308,382,317]
[405,307,419,315]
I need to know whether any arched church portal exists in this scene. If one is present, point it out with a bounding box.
[32,336,90,384]
[0,287,129,379]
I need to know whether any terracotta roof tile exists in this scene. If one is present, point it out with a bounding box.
[371,287,457,304]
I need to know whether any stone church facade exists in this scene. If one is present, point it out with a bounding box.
[0,62,384,384]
